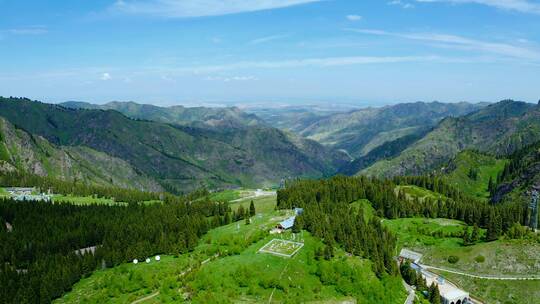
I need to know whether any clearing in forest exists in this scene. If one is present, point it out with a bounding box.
[258,238,304,258]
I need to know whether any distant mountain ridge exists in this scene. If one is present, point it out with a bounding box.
[0,97,347,192]
[256,101,486,159]
[61,101,265,129]
[362,100,540,178]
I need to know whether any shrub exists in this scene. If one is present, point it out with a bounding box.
[474,255,485,263]
[447,256,459,264]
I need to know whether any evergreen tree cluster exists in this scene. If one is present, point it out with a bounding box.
[0,196,227,303]
[277,175,529,277]
[393,176,527,239]
[400,262,440,304]
[278,176,399,277]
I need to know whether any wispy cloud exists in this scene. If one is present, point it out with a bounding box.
[346,15,363,21]
[110,0,322,18]
[415,0,540,14]
[347,28,540,61]
[2,26,48,35]
[249,34,289,45]
[388,0,415,9]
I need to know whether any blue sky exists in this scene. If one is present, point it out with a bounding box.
[0,0,539,106]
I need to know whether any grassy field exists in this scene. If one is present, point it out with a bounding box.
[396,185,449,202]
[185,231,405,304]
[434,271,540,304]
[349,199,375,221]
[208,189,243,202]
[383,217,468,251]
[228,195,277,214]
[56,194,407,304]
[55,195,285,304]
[443,150,507,200]
[55,255,194,304]
[422,239,540,276]
[0,187,8,197]
[51,194,162,206]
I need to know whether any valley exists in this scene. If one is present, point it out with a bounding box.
[1,97,539,304]
[3,1,540,303]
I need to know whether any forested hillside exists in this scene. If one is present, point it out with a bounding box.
[363,100,540,178]
[0,117,163,192]
[492,141,540,206]
[0,194,228,303]
[0,97,347,192]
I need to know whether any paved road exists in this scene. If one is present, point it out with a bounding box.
[420,264,540,280]
[402,280,415,304]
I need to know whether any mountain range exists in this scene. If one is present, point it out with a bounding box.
[2,96,539,194]
[0,97,347,193]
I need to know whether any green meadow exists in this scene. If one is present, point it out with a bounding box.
[56,194,407,304]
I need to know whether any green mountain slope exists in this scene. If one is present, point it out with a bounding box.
[492,141,540,205]
[0,117,163,191]
[363,100,539,178]
[287,101,485,158]
[0,97,346,192]
[442,150,507,200]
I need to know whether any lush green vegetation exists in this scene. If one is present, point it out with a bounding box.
[186,232,404,304]
[443,150,507,200]
[208,189,242,202]
[54,194,406,303]
[396,185,449,202]
[383,218,470,250]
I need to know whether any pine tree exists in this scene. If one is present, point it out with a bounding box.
[462,226,470,246]
[488,176,495,196]
[249,200,256,217]
[430,283,441,304]
[471,224,480,243]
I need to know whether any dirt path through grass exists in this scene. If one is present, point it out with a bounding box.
[421,264,540,280]
[130,291,159,304]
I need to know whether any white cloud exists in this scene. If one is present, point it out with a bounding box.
[111,0,322,18]
[388,0,415,8]
[249,34,288,45]
[346,15,363,21]
[347,28,540,61]
[415,0,540,14]
[101,73,112,81]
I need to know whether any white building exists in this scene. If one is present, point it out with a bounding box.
[422,269,471,304]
